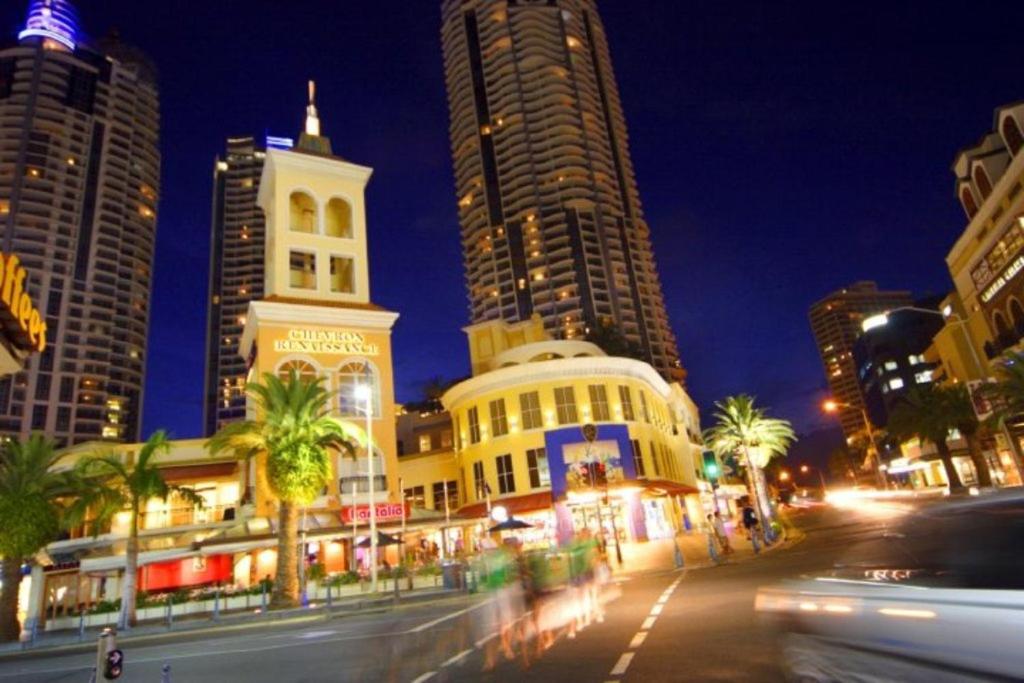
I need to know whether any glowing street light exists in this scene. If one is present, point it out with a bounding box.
[779,470,790,482]
[821,398,887,489]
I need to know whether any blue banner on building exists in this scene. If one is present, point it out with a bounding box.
[544,423,635,501]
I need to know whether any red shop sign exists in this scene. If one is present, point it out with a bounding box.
[340,502,409,524]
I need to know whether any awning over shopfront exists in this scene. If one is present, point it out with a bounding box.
[641,479,699,496]
[80,548,199,573]
[456,492,553,520]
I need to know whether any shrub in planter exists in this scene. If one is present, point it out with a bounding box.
[327,571,359,587]
[89,599,121,615]
[308,563,326,583]
[415,563,442,577]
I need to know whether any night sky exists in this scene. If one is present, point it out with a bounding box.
[3,1,1023,441]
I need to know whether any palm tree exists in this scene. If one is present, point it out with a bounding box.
[704,395,795,533]
[945,384,992,488]
[887,384,967,493]
[987,351,1024,416]
[207,371,356,608]
[68,431,203,629]
[0,435,77,642]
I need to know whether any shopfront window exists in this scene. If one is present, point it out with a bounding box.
[519,391,542,430]
[554,386,578,425]
[489,398,508,437]
[619,385,635,421]
[496,453,515,494]
[527,447,550,488]
[468,406,481,444]
[588,385,610,421]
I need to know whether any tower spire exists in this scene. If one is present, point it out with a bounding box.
[305,80,320,137]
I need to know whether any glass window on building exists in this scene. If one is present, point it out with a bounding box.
[489,398,509,437]
[59,377,75,403]
[289,191,317,233]
[468,407,481,444]
[496,454,515,494]
[432,480,458,512]
[519,391,542,430]
[337,361,379,418]
[404,485,426,509]
[650,440,660,476]
[619,385,635,421]
[473,461,486,498]
[639,392,650,423]
[554,386,578,425]
[588,385,610,421]
[889,377,905,391]
[330,255,355,293]
[884,361,898,371]
[418,434,432,453]
[526,447,550,488]
[441,430,453,448]
[915,370,933,384]
[631,439,646,477]
[453,416,461,450]
[289,250,316,289]
[277,359,317,383]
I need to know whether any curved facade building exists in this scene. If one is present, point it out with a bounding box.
[441,317,703,546]
[0,1,160,444]
[441,0,683,381]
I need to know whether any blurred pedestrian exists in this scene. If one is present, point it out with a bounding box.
[742,503,761,554]
[705,514,722,564]
[713,511,733,554]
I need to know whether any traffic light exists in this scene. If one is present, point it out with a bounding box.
[702,450,720,484]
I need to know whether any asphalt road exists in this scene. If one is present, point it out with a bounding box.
[0,506,891,682]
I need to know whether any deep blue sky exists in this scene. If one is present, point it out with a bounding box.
[3,1,1023,440]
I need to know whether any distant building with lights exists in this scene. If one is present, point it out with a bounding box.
[0,0,160,444]
[440,0,684,381]
[204,135,294,436]
[809,282,913,441]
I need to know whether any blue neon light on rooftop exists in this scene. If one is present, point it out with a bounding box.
[18,0,79,51]
[265,136,294,150]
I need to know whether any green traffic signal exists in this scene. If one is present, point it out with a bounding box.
[702,450,719,481]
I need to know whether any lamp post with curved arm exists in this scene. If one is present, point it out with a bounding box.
[822,399,887,489]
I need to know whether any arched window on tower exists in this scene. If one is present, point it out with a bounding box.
[276,359,318,383]
[337,360,380,418]
[994,311,1014,349]
[973,165,993,200]
[1003,116,1024,156]
[961,186,979,220]
[289,191,317,233]
[325,197,353,238]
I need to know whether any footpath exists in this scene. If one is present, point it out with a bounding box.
[0,585,464,662]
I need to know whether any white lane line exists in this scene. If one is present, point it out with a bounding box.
[610,652,635,676]
[641,615,656,630]
[411,672,437,683]
[656,595,670,605]
[474,632,498,648]
[442,648,473,667]
[629,631,648,648]
[650,604,663,616]
[296,629,337,639]
[410,600,492,632]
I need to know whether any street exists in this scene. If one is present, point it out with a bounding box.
[0,506,891,682]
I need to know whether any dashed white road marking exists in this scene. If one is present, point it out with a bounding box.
[649,604,664,616]
[610,652,635,676]
[641,616,657,630]
[441,648,473,667]
[411,671,436,683]
[410,600,492,632]
[629,631,648,648]
[296,629,336,639]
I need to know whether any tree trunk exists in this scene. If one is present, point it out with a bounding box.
[742,447,772,531]
[965,434,993,488]
[119,504,140,629]
[0,557,23,642]
[937,441,966,493]
[272,501,299,608]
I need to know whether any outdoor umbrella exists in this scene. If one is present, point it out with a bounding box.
[357,531,402,548]
[488,517,533,533]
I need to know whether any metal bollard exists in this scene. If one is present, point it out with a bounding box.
[212,589,220,622]
[326,583,333,610]
[166,599,173,629]
[79,611,86,640]
[160,663,172,683]
[94,628,116,679]
[260,582,268,613]
[673,541,685,569]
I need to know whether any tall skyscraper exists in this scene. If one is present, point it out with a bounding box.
[809,282,913,440]
[0,0,160,445]
[441,0,683,380]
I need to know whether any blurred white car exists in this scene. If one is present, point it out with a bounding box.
[757,491,1024,681]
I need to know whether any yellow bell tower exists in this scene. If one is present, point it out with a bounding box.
[239,82,401,519]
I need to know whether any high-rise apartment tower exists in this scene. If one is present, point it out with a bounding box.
[441,0,682,379]
[809,281,913,440]
[0,0,160,444]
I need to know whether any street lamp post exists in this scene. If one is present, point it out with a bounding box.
[800,464,827,494]
[822,399,887,489]
[355,383,378,593]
